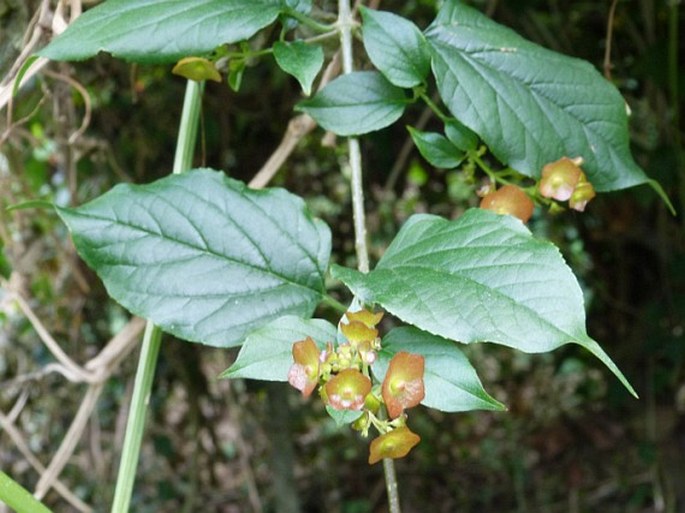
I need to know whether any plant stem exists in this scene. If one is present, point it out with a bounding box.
[668,0,684,223]
[0,471,53,513]
[471,152,514,186]
[419,91,449,123]
[110,80,203,513]
[337,1,400,511]
[283,6,336,33]
[173,81,204,175]
[382,458,401,513]
[110,322,162,513]
[338,0,369,274]
[322,294,348,313]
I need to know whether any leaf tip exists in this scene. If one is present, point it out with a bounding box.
[647,179,676,216]
[578,337,639,399]
[217,368,233,380]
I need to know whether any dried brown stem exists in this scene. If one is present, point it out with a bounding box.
[249,50,341,188]
[604,0,620,80]
[0,409,93,513]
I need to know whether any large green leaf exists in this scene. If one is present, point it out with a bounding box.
[425,1,650,193]
[221,316,336,380]
[332,209,636,396]
[295,71,408,136]
[38,0,282,63]
[57,169,331,347]
[360,7,430,88]
[374,327,505,412]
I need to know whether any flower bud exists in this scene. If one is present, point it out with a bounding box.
[479,185,534,223]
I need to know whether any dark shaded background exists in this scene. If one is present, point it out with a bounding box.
[1,0,683,512]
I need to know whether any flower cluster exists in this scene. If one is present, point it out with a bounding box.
[477,156,598,222]
[539,156,596,211]
[287,309,425,464]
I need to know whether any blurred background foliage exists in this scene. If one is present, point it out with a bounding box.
[0,0,683,512]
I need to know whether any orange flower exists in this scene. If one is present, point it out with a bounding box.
[479,185,534,223]
[381,352,425,419]
[539,157,583,201]
[368,427,421,464]
[340,320,378,347]
[569,172,596,211]
[325,369,372,411]
[287,337,321,398]
[346,309,384,328]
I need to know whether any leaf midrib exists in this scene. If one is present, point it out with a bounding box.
[65,208,324,297]
[426,29,629,179]
[373,266,579,349]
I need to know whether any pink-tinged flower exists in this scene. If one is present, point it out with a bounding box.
[368,427,421,464]
[346,309,384,328]
[325,369,372,411]
[569,172,596,211]
[288,337,321,398]
[382,352,426,419]
[479,185,535,223]
[539,157,583,201]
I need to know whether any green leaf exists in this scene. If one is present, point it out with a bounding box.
[285,0,312,14]
[57,169,331,348]
[172,57,222,83]
[325,406,364,427]
[273,41,324,96]
[332,209,636,397]
[280,0,312,30]
[284,0,312,12]
[360,7,430,88]
[38,0,282,63]
[407,126,465,169]
[228,60,246,92]
[444,118,478,152]
[295,71,408,136]
[221,316,336,380]
[0,241,11,279]
[374,327,505,412]
[425,1,650,193]
[0,471,53,513]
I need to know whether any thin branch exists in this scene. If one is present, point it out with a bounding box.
[0,0,83,114]
[84,317,146,373]
[0,410,93,513]
[10,291,99,384]
[603,0,620,80]
[382,458,401,513]
[250,51,342,188]
[42,69,92,145]
[0,0,49,88]
[384,99,436,191]
[249,114,316,189]
[337,0,400,510]
[34,383,105,500]
[338,0,370,273]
